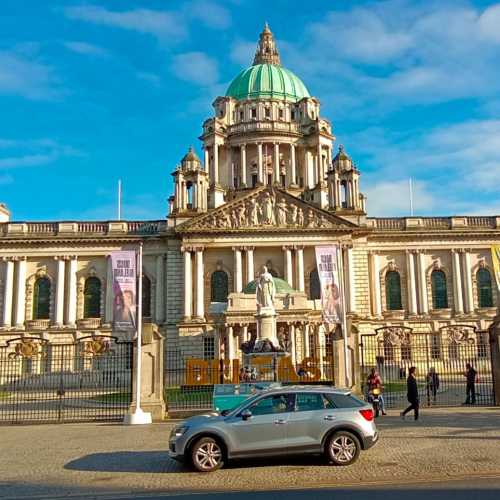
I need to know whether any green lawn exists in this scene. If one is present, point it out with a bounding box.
[89,392,131,403]
[165,387,212,407]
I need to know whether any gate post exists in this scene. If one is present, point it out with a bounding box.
[129,323,166,420]
[489,318,500,406]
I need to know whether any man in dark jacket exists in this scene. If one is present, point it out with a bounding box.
[401,366,419,420]
[464,363,477,404]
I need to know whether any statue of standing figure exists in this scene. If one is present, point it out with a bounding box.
[256,265,275,311]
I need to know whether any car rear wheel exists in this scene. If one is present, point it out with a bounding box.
[190,437,225,472]
[326,431,360,466]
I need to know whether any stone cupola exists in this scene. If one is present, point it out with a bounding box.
[253,22,281,66]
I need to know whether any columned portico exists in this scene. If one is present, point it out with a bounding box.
[2,258,14,327]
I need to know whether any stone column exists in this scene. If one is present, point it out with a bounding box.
[417,251,429,314]
[369,252,382,317]
[204,146,209,172]
[463,250,474,313]
[257,143,263,184]
[2,259,14,327]
[67,256,78,326]
[183,247,192,320]
[227,326,235,360]
[155,255,165,323]
[296,246,305,292]
[283,246,293,287]
[14,258,27,328]
[246,246,254,285]
[195,247,204,319]
[317,143,323,182]
[233,247,243,292]
[289,324,296,364]
[274,142,280,183]
[290,143,297,186]
[213,143,219,185]
[242,324,249,342]
[406,251,418,316]
[345,247,356,314]
[303,323,310,357]
[55,257,66,326]
[240,144,247,187]
[105,256,113,324]
[452,249,464,315]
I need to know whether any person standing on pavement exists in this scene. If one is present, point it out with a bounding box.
[464,363,477,405]
[426,367,440,405]
[401,366,419,420]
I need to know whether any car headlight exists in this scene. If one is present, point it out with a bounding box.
[172,426,188,438]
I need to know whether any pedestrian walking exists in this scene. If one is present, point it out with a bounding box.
[464,363,477,404]
[426,367,440,405]
[401,366,419,420]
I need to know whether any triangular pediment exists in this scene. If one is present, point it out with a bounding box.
[176,186,358,233]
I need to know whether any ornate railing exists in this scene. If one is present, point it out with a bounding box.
[369,216,500,231]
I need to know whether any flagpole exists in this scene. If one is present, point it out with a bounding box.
[124,241,152,425]
[337,245,350,387]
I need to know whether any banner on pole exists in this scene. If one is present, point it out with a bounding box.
[315,246,343,325]
[111,251,137,331]
[491,246,500,292]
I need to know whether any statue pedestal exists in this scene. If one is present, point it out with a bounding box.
[256,308,278,347]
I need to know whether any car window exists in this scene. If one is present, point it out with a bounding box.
[326,393,365,408]
[249,394,294,416]
[295,393,333,412]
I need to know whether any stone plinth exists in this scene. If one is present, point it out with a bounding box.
[256,307,278,347]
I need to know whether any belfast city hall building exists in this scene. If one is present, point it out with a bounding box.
[1,25,499,420]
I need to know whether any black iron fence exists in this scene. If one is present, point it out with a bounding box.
[164,348,335,412]
[0,336,133,424]
[359,326,495,408]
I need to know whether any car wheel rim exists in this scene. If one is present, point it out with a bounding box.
[331,436,356,463]
[195,442,222,470]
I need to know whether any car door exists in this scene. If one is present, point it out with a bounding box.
[228,393,294,456]
[285,392,335,453]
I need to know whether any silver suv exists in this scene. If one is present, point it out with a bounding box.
[169,386,378,472]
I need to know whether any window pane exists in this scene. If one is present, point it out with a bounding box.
[327,393,365,408]
[385,271,402,310]
[211,270,229,302]
[431,270,448,309]
[84,277,101,318]
[310,268,321,300]
[295,393,331,412]
[250,394,294,415]
[477,268,493,307]
[33,277,50,320]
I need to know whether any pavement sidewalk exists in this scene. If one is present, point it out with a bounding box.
[0,406,499,499]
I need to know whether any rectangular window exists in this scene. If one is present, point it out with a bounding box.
[240,110,244,120]
[326,393,365,408]
[477,331,488,358]
[251,108,257,119]
[265,107,271,118]
[278,108,284,119]
[431,334,441,360]
[295,393,332,412]
[291,110,296,120]
[252,174,258,187]
[203,337,215,360]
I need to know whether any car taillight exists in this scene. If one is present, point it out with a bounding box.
[359,409,374,421]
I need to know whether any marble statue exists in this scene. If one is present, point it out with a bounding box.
[256,265,275,310]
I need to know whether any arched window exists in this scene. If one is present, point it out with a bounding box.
[211,270,229,302]
[142,275,151,318]
[431,270,448,309]
[385,271,402,310]
[33,277,50,320]
[310,268,321,300]
[84,277,101,318]
[477,268,493,307]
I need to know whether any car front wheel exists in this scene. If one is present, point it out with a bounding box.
[190,437,225,472]
[326,431,360,466]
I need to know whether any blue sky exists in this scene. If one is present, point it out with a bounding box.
[2,0,500,220]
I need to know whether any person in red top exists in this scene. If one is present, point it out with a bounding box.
[366,368,387,415]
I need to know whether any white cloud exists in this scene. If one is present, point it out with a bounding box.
[171,52,219,86]
[0,154,55,169]
[187,0,231,29]
[63,41,109,57]
[230,40,255,66]
[63,5,185,41]
[478,4,500,42]
[0,50,59,100]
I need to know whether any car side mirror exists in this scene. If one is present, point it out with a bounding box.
[241,409,252,421]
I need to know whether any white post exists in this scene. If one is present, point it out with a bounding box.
[195,248,204,319]
[296,246,305,292]
[67,256,78,326]
[124,242,152,425]
[284,246,293,287]
[55,257,66,326]
[2,259,14,327]
[246,247,254,284]
[406,251,418,316]
[14,258,27,328]
[452,250,464,314]
[337,247,351,387]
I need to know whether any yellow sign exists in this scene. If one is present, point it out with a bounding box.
[491,246,500,292]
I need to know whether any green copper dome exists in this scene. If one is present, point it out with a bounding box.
[243,277,296,295]
[226,63,310,102]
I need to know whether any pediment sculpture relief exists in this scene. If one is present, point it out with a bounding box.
[186,189,342,231]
